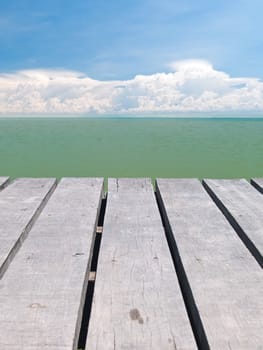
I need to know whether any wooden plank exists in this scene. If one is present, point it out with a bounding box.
[156,179,263,350]
[0,178,56,278]
[0,176,9,190]
[86,178,196,350]
[0,178,103,350]
[251,178,263,194]
[203,179,263,265]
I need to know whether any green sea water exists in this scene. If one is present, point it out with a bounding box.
[0,116,262,179]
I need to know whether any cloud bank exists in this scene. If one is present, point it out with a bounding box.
[1,60,263,114]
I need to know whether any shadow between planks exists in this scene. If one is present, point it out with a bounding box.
[0,177,263,350]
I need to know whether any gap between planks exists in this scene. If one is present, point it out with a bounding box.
[0,178,58,279]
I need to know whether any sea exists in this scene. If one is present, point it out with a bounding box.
[0,116,262,180]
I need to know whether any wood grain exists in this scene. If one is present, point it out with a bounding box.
[0,178,103,350]
[203,178,263,265]
[157,178,263,350]
[86,178,196,350]
[0,178,56,278]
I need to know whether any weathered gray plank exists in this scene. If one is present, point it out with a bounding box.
[251,178,263,194]
[0,178,56,278]
[86,178,196,350]
[0,178,103,350]
[203,179,263,265]
[0,176,9,189]
[156,179,263,350]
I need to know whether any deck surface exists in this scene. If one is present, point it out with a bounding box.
[0,177,262,350]
[86,178,196,350]
[0,176,9,189]
[0,178,56,278]
[203,179,263,266]
[0,178,103,350]
[251,178,263,193]
[156,179,263,349]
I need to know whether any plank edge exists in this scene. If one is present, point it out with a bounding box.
[0,178,58,279]
[202,179,263,268]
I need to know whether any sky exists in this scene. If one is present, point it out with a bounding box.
[1,0,263,114]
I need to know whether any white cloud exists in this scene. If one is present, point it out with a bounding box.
[1,60,263,114]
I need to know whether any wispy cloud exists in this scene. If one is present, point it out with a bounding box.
[1,60,263,115]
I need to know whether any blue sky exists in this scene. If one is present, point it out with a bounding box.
[1,0,263,114]
[1,0,263,80]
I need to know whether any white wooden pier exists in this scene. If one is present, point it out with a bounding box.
[0,177,262,350]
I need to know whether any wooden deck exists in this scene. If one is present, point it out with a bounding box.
[0,177,262,350]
